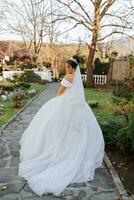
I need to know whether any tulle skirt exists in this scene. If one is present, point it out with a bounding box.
[18,94,105,196]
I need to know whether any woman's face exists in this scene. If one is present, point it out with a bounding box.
[65,63,75,74]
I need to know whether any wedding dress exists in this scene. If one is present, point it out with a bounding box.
[18,63,105,197]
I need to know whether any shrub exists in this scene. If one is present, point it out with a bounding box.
[100,120,124,149]
[42,61,51,68]
[113,78,134,100]
[87,100,99,108]
[27,88,37,97]
[0,82,29,92]
[20,70,41,83]
[101,98,134,125]
[19,82,31,89]
[117,110,134,151]
[0,84,15,91]
[93,58,110,75]
[80,67,86,74]
[19,63,33,70]
[12,90,28,108]
[83,80,87,88]
[100,110,134,152]
[113,85,134,100]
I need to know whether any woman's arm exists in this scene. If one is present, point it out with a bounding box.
[56,74,73,96]
[56,85,66,96]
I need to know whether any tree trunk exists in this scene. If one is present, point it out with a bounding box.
[32,55,38,68]
[86,45,96,88]
[86,0,100,88]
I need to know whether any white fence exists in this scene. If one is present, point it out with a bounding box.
[81,74,107,85]
[34,71,52,82]
[2,71,23,80]
[81,74,87,82]
[0,71,107,85]
[1,70,52,82]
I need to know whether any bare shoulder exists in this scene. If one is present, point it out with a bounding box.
[64,74,74,83]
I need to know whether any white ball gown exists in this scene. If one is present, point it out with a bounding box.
[18,64,105,197]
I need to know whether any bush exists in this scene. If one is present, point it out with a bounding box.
[12,90,28,108]
[42,61,51,68]
[117,111,134,151]
[113,85,134,100]
[113,78,134,100]
[93,58,110,75]
[100,111,134,152]
[19,63,33,70]
[0,82,21,91]
[5,59,14,65]
[100,120,124,149]
[80,67,86,74]
[20,70,41,83]
[0,84,15,91]
[0,82,30,92]
[87,100,99,108]
[83,80,87,88]
[19,82,31,89]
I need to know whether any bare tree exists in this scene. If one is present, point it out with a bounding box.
[44,0,60,66]
[0,1,6,34]
[97,34,117,61]
[55,0,134,87]
[2,0,55,67]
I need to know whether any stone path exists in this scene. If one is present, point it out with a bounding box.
[0,82,120,200]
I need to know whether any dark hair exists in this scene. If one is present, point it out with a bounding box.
[72,55,81,64]
[66,58,78,69]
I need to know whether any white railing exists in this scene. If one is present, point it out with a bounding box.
[93,75,107,85]
[1,70,52,82]
[2,71,23,80]
[81,74,87,82]
[34,71,52,82]
[81,74,107,85]
[1,71,106,85]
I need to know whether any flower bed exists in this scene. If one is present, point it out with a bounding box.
[0,82,46,127]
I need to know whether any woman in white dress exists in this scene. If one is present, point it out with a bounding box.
[18,57,105,197]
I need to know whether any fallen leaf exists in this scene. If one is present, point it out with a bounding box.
[0,183,8,191]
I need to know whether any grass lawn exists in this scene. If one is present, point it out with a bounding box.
[30,83,46,92]
[0,83,47,127]
[84,88,124,125]
[1,85,123,127]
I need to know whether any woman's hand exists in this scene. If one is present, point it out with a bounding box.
[56,85,66,96]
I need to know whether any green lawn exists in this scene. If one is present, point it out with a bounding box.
[0,83,46,127]
[30,83,45,92]
[0,85,124,128]
[84,88,124,125]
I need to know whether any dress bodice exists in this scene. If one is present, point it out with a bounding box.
[60,78,72,88]
[60,77,85,105]
[60,78,73,100]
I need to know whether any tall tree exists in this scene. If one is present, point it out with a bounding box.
[45,0,60,66]
[55,0,134,87]
[0,1,5,34]
[2,0,56,67]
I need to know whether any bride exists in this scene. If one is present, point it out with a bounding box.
[18,56,105,197]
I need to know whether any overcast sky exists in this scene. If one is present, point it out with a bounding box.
[0,0,134,43]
